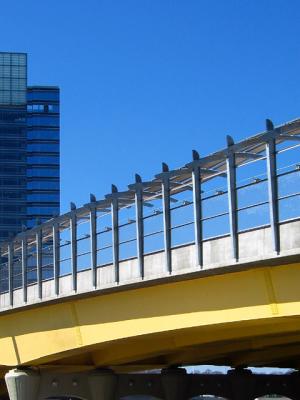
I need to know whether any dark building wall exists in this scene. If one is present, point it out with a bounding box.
[0,52,60,241]
[0,53,27,241]
[26,86,60,228]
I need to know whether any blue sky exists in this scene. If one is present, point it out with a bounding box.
[1,0,300,212]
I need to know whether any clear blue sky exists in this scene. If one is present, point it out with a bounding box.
[1,0,299,212]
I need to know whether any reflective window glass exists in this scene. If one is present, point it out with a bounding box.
[27,156,59,165]
[27,193,60,202]
[27,116,59,126]
[27,91,59,101]
[27,130,59,140]
[27,181,59,190]
[27,143,59,152]
[27,206,59,215]
[27,168,59,177]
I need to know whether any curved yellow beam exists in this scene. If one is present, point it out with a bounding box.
[0,263,299,367]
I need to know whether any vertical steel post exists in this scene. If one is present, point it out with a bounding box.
[111,194,119,283]
[70,212,77,292]
[134,175,144,278]
[191,151,203,267]
[226,136,238,261]
[8,242,13,306]
[53,222,59,296]
[161,163,172,274]
[21,238,27,303]
[266,119,280,253]
[90,207,97,288]
[36,230,42,299]
[266,127,280,253]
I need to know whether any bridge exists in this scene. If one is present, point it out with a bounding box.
[0,118,300,399]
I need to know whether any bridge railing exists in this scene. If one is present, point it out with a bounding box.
[1,118,300,305]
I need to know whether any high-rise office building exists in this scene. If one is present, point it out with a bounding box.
[0,52,60,241]
[27,86,60,229]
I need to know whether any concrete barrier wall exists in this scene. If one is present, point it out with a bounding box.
[2,219,300,312]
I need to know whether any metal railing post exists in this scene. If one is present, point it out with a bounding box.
[70,211,77,292]
[134,175,144,278]
[53,222,59,296]
[111,186,120,283]
[36,230,42,299]
[266,119,280,254]
[21,238,27,303]
[8,242,13,306]
[90,206,97,288]
[191,151,203,267]
[160,163,172,274]
[128,175,155,279]
[226,135,238,261]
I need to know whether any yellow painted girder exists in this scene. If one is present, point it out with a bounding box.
[0,263,299,367]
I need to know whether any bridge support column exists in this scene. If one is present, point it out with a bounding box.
[5,369,40,400]
[88,369,117,400]
[228,368,254,400]
[161,367,187,400]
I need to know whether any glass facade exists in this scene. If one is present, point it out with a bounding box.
[0,53,27,241]
[27,87,60,229]
[0,52,27,105]
[0,52,60,240]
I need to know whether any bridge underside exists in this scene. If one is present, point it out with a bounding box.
[0,261,299,375]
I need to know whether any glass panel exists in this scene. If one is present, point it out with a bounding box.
[277,144,300,174]
[236,156,267,184]
[144,231,164,253]
[171,202,194,227]
[96,211,113,265]
[77,228,91,271]
[201,176,227,206]
[237,180,268,209]
[59,226,71,275]
[171,223,194,247]
[97,246,113,265]
[119,222,136,243]
[203,214,230,239]
[238,203,269,231]
[119,240,137,260]
[12,249,22,289]
[144,213,163,236]
[42,238,54,280]
[77,251,90,271]
[202,192,228,218]
[27,241,37,284]
[277,171,300,197]
[279,195,300,221]
[0,260,9,292]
